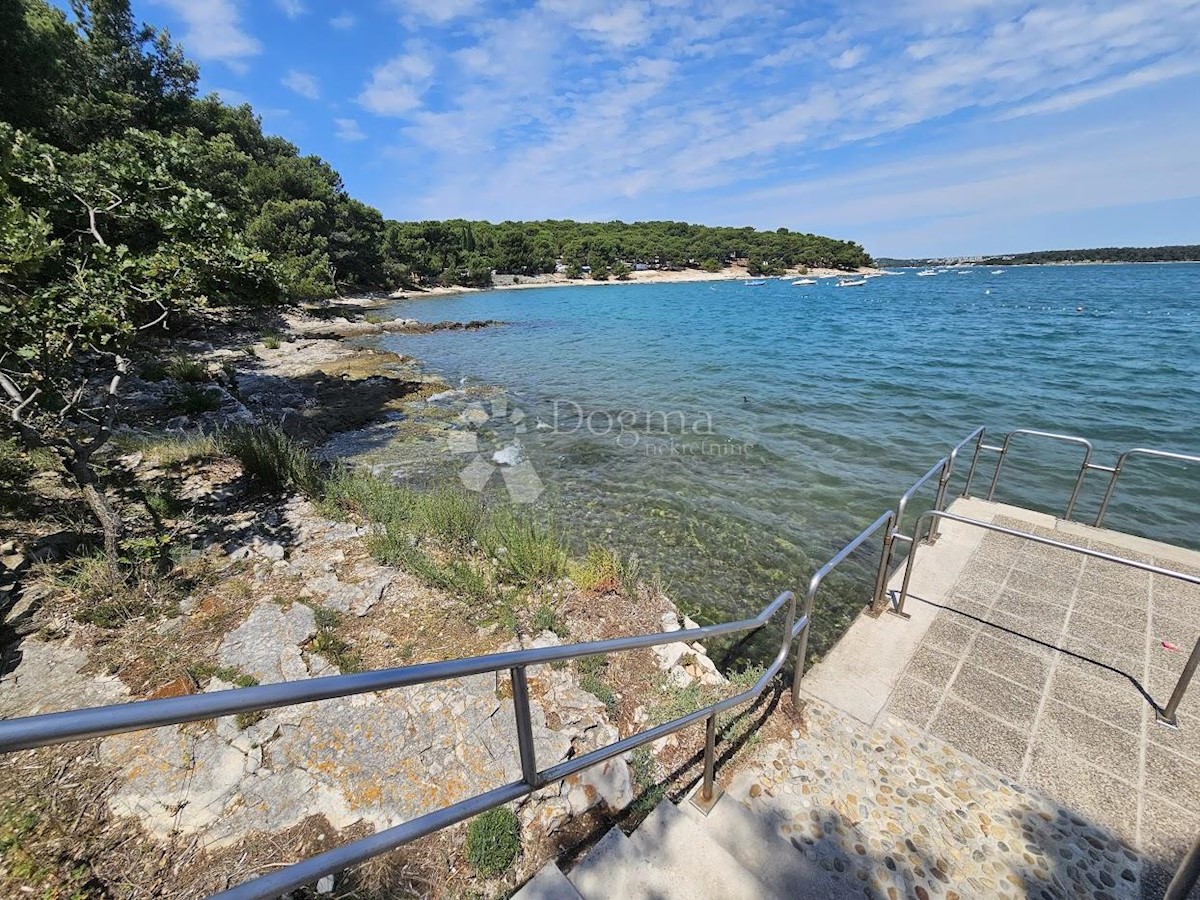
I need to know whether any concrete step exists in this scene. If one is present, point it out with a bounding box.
[612,800,781,899]
[566,823,644,900]
[679,788,863,899]
[512,861,583,900]
[569,801,779,899]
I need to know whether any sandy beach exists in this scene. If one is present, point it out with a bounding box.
[391,264,882,300]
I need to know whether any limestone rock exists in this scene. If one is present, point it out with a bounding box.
[218,604,316,684]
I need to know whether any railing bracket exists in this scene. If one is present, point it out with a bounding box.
[688,782,725,816]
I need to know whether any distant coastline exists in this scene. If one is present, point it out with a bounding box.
[880,243,1200,268]
[395,264,883,298]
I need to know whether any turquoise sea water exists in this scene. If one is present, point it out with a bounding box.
[377,264,1200,661]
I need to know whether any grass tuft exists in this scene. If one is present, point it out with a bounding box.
[165,355,208,383]
[482,507,567,588]
[173,384,223,414]
[465,807,519,876]
[219,424,323,497]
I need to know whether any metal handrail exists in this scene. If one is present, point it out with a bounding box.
[0,604,787,897]
[1095,448,1200,528]
[895,510,1200,725]
[792,509,896,705]
[0,509,895,900]
[985,429,1094,520]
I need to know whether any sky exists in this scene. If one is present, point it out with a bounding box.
[126,0,1200,258]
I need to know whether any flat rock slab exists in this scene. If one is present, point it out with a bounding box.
[0,639,128,717]
[218,603,316,684]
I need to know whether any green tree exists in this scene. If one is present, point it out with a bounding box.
[0,124,278,568]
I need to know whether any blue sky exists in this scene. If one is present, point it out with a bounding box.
[128,0,1200,257]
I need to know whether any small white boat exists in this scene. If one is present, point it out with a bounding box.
[791,278,817,285]
[744,279,767,286]
[837,278,867,287]
[917,269,938,277]
[863,273,884,279]
[991,269,1004,275]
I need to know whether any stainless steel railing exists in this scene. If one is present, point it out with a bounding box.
[0,508,897,899]
[895,510,1200,728]
[0,425,1194,897]
[964,428,1200,529]
[870,425,1200,616]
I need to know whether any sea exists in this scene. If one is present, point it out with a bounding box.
[373,264,1200,665]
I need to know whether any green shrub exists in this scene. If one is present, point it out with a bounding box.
[173,384,223,414]
[465,807,519,876]
[568,544,621,593]
[580,671,617,714]
[307,607,363,673]
[408,485,485,547]
[130,431,221,467]
[165,355,208,383]
[629,747,665,813]
[323,467,411,523]
[482,508,567,587]
[261,333,282,350]
[531,604,565,635]
[369,529,491,602]
[220,424,323,496]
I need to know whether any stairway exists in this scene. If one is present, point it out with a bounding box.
[514,785,863,900]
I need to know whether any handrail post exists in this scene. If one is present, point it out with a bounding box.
[986,433,1011,501]
[962,427,986,498]
[929,457,953,543]
[894,527,923,618]
[1095,454,1126,527]
[1165,833,1200,900]
[691,713,724,814]
[871,527,895,616]
[701,715,716,799]
[1159,636,1200,728]
[510,666,541,788]
[1064,445,1093,521]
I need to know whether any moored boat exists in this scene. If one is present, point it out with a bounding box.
[837,278,867,287]
[791,278,817,285]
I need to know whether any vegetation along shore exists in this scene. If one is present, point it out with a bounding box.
[0,2,802,894]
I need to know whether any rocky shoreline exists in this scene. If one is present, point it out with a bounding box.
[0,300,769,898]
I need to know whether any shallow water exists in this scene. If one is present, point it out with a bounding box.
[375,265,1200,662]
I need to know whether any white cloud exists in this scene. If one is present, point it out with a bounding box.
[390,0,480,24]
[334,118,367,141]
[282,69,320,100]
[363,0,1200,247]
[831,46,866,70]
[149,0,260,71]
[275,0,307,18]
[1000,56,1200,119]
[358,49,435,116]
[580,3,650,48]
[330,12,357,29]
